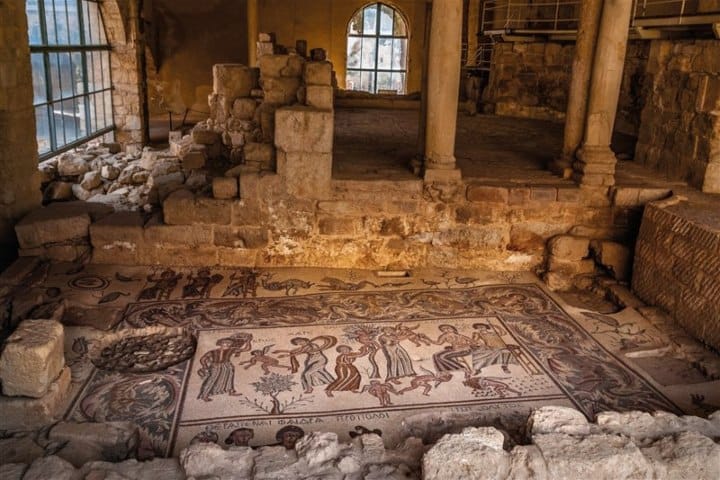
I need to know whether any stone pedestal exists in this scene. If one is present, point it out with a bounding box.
[573,0,633,187]
[423,0,463,183]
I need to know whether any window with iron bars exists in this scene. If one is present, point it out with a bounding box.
[26,0,113,161]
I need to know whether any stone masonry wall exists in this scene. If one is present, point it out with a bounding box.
[0,0,42,267]
[635,39,720,193]
[103,0,146,149]
[633,196,720,351]
[482,42,574,122]
[483,40,650,133]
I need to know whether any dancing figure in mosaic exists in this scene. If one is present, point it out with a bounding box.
[378,326,417,383]
[325,345,369,397]
[240,345,292,374]
[276,336,337,394]
[197,333,253,401]
[397,367,453,396]
[361,380,400,407]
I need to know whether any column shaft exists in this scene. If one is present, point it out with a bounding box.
[574,0,633,187]
[424,0,463,182]
[553,0,603,177]
[247,0,259,67]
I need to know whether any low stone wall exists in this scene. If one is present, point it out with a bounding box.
[635,39,720,193]
[2,406,718,479]
[633,195,720,351]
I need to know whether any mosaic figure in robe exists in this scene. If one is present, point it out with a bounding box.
[325,344,370,397]
[276,336,337,394]
[197,333,253,401]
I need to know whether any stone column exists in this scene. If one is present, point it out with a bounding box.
[424,0,463,183]
[247,0,259,67]
[574,0,633,187]
[552,0,603,178]
[0,0,42,266]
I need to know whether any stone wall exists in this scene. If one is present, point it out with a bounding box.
[483,40,650,132]
[633,195,720,351]
[0,0,42,268]
[635,39,720,193]
[104,0,146,149]
[615,41,651,137]
[482,42,575,122]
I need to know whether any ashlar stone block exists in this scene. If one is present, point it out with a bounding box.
[277,151,332,199]
[0,319,64,398]
[274,106,333,154]
[212,64,257,98]
[304,61,333,86]
[213,177,239,199]
[15,205,91,249]
[305,85,334,110]
[0,367,71,431]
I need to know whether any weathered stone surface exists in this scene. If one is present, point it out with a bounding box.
[213,64,257,98]
[547,235,589,261]
[15,203,98,248]
[591,240,632,281]
[534,433,652,480]
[0,257,40,286]
[57,154,90,177]
[640,431,720,480]
[45,181,74,201]
[180,149,206,171]
[263,76,302,105]
[23,456,78,480]
[0,367,71,430]
[304,61,333,86]
[49,421,138,467]
[180,442,258,479]
[528,406,591,436]
[423,427,509,480]
[213,177,239,199]
[0,319,64,397]
[277,151,332,199]
[0,435,45,464]
[275,106,333,154]
[80,171,102,190]
[305,85,334,110]
[81,458,185,480]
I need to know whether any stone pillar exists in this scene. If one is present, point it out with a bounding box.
[0,0,42,267]
[247,0,259,66]
[574,0,633,187]
[424,0,463,183]
[552,0,603,178]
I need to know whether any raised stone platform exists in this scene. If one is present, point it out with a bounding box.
[633,194,720,351]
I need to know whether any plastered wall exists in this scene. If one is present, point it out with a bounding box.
[258,0,427,94]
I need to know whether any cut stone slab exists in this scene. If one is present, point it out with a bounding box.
[548,235,590,261]
[15,202,112,249]
[213,177,239,199]
[213,64,258,98]
[50,421,139,467]
[180,442,259,480]
[0,319,64,397]
[591,240,632,281]
[274,106,333,154]
[57,154,90,177]
[0,367,71,430]
[305,85,334,110]
[304,61,333,86]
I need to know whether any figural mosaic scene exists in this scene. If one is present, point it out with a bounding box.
[0,0,720,479]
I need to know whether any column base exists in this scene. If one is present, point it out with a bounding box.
[549,157,574,179]
[573,145,617,187]
[423,167,462,184]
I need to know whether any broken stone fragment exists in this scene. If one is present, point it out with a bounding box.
[49,421,139,467]
[0,367,71,430]
[100,164,121,181]
[213,64,258,98]
[0,319,65,397]
[0,463,27,480]
[423,427,509,480]
[57,154,90,177]
[527,406,591,436]
[80,170,102,190]
[180,442,258,479]
[547,235,590,261]
[23,455,77,480]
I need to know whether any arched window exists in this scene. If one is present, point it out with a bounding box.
[346,3,408,94]
[26,0,113,160]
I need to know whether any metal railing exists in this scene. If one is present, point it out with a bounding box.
[479,0,720,34]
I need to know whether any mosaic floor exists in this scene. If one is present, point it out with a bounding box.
[6,264,720,457]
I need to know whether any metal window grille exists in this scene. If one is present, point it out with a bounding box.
[346,3,409,95]
[27,0,114,161]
